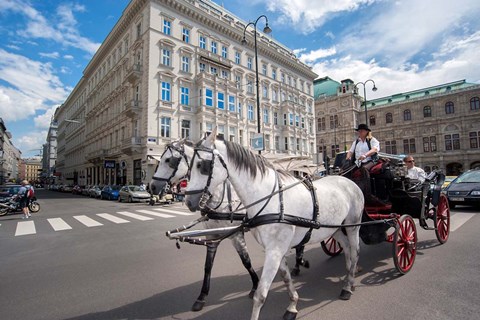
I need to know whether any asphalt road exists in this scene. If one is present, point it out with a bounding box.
[0,189,479,320]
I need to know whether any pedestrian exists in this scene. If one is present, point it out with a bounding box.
[17,180,32,219]
[404,155,426,183]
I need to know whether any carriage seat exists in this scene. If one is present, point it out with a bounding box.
[389,189,423,219]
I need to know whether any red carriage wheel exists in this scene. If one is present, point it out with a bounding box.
[392,215,417,274]
[435,194,450,244]
[321,237,343,257]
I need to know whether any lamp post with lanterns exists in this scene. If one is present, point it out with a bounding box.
[355,79,378,125]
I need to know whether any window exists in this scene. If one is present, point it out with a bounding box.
[265,134,270,150]
[210,66,217,75]
[228,95,235,112]
[161,48,171,66]
[217,92,225,109]
[199,35,206,49]
[161,81,171,101]
[317,117,326,131]
[289,114,294,126]
[272,89,277,102]
[160,117,171,137]
[284,137,289,150]
[404,109,412,121]
[182,28,190,43]
[247,104,254,120]
[273,112,278,125]
[238,103,242,118]
[180,87,189,105]
[181,120,190,138]
[385,141,397,154]
[272,69,276,80]
[263,108,269,124]
[445,101,454,114]
[470,97,480,110]
[229,127,236,142]
[274,136,280,150]
[247,57,252,69]
[199,62,206,72]
[205,88,213,107]
[403,138,416,154]
[235,51,241,64]
[445,134,460,150]
[211,41,217,54]
[369,115,376,126]
[470,131,480,148]
[181,56,189,73]
[423,106,432,117]
[301,117,305,129]
[295,115,299,127]
[262,84,268,98]
[283,113,287,125]
[386,113,393,124]
[330,115,338,129]
[262,64,267,75]
[221,70,228,79]
[136,23,142,39]
[221,46,228,59]
[163,19,171,35]
[247,80,253,93]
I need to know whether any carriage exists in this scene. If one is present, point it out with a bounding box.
[320,152,450,274]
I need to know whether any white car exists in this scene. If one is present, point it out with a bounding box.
[118,185,151,203]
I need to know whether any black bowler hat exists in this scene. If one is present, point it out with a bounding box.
[355,124,371,132]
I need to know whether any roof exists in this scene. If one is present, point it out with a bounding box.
[314,76,340,99]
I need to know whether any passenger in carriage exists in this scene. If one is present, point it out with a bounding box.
[404,155,426,183]
[345,124,385,205]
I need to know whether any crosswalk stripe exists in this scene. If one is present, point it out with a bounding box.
[74,215,103,227]
[15,221,36,236]
[153,207,195,216]
[96,213,130,224]
[117,211,154,221]
[48,218,72,231]
[136,209,174,218]
[450,212,476,232]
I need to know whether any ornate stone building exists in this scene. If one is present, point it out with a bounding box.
[315,77,480,175]
[56,0,317,186]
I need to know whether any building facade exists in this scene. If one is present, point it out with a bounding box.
[315,78,480,175]
[0,118,22,184]
[56,0,317,186]
[20,158,42,183]
[42,111,59,185]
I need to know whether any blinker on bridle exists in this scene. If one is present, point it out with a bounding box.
[151,143,189,183]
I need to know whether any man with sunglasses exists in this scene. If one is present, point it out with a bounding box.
[404,155,426,183]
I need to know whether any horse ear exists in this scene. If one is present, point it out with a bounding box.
[205,127,217,146]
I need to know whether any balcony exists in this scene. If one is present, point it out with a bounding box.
[124,63,143,83]
[86,149,108,163]
[124,99,141,118]
[121,137,142,156]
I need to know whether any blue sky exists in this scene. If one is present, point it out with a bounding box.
[1,0,479,157]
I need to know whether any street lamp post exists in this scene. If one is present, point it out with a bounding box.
[355,79,378,125]
[242,15,271,154]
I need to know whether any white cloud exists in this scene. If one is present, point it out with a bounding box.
[296,47,337,63]
[6,44,20,50]
[63,54,74,60]
[39,51,60,59]
[34,107,58,129]
[15,130,48,156]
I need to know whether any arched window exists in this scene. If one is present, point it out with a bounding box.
[386,113,393,124]
[470,97,480,110]
[369,115,376,126]
[423,106,432,117]
[445,101,454,114]
[404,109,412,121]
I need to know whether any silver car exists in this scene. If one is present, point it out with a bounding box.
[118,185,150,203]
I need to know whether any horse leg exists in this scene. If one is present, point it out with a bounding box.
[335,227,360,300]
[251,250,285,320]
[230,232,259,298]
[279,256,299,320]
[192,242,219,311]
[291,245,309,276]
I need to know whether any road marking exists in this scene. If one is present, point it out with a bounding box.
[74,215,103,227]
[47,218,72,231]
[117,211,154,221]
[136,209,174,218]
[15,221,36,236]
[96,213,130,224]
[153,208,195,216]
[450,212,476,232]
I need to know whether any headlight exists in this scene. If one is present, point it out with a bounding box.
[470,190,480,196]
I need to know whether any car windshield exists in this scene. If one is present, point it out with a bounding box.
[455,171,480,183]
[128,186,142,192]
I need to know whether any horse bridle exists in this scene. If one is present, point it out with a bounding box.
[151,143,189,184]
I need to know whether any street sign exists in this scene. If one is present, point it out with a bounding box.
[252,133,264,151]
[104,160,116,169]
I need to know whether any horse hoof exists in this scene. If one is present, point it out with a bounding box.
[291,268,300,276]
[191,300,205,312]
[304,260,310,269]
[248,288,256,299]
[283,310,297,320]
[339,289,352,300]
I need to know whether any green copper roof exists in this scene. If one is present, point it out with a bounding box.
[367,79,476,108]
[314,76,340,99]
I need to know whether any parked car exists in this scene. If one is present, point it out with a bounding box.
[442,176,457,189]
[118,185,150,203]
[82,185,91,196]
[101,185,121,200]
[72,185,83,195]
[63,185,73,193]
[444,169,480,209]
[88,185,102,198]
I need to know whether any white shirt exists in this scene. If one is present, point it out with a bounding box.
[349,137,380,163]
[407,166,426,183]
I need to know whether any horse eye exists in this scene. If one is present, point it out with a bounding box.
[196,162,201,169]
[165,158,170,163]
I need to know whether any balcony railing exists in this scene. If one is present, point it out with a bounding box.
[125,63,143,83]
[124,99,141,118]
[121,137,142,155]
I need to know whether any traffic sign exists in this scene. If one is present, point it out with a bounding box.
[252,133,264,151]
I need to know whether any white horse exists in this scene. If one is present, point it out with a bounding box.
[185,131,364,320]
[149,139,259,311]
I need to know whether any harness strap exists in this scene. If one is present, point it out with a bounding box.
[294,176,319,249]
